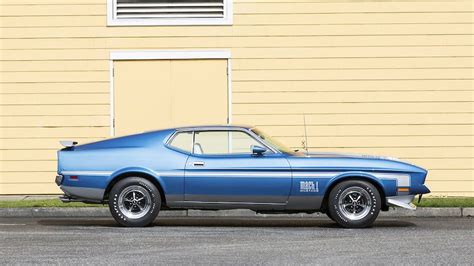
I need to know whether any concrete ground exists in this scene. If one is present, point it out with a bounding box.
[0,217,472,265]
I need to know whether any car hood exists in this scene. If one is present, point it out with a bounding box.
[302,152,402,161]
[286,151,427,174]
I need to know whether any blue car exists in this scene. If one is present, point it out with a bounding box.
[56,125,430,228]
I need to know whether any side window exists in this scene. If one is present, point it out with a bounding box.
[169,132,193,153]
[193,131,263,155]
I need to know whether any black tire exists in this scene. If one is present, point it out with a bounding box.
[328,180,381,228]
[108,177,161,227]
[325,211,335,221]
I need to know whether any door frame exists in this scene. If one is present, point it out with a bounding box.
[109,50,232,136]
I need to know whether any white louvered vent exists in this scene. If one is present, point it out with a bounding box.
[114,0,226,20]
[108,0,232,25]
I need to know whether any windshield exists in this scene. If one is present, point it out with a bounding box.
[251,128,295,153]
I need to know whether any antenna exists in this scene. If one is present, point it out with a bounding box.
[303,114,309,155]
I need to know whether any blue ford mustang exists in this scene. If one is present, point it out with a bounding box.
[56,125,430,228]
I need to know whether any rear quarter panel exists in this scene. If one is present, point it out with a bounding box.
[58,129,188,200]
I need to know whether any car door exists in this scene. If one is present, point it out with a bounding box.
[184,130,292,205]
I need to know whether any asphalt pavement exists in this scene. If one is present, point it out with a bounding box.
[0,217,472,265]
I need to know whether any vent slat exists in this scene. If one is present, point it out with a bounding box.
[117,8,224,13]
[114,0,225,19]
[117,14,223,18]
[117,3,224,7]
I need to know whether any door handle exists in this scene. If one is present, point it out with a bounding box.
[193,161,205,166]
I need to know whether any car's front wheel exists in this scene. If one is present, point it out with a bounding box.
[325,211,335,221]
[328,180,381,228]
[108,177,161,227]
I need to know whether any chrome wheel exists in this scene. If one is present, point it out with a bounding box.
[338,186,372,221]
[118,185,152,219]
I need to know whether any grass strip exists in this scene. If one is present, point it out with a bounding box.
[414,197,474,208]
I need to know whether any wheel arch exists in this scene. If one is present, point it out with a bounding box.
[321,174,389,212]
[104,170,167,206]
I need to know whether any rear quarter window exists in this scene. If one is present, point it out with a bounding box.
[169,132,193,153]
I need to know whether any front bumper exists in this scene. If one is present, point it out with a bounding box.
[387,195,417,210]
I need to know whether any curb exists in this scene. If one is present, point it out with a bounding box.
[1,207,473,218]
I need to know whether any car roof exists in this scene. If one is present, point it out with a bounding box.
[173,124,254,131]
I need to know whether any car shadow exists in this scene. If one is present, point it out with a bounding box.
[37,217,416,229]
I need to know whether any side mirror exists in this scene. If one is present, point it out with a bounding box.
[251,145,267,155]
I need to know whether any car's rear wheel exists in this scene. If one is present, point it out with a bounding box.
[328,180,381,228]
[108,177,161,227]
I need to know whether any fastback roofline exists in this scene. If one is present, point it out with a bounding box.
[173,124,254,132]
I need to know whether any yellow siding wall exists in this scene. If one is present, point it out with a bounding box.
[0,0,473,196]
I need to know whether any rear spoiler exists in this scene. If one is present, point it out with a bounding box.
[60,140,78,149]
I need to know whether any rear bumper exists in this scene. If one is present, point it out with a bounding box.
[55,175,63,186]
[55,172,106,202]
[59,185,105,202]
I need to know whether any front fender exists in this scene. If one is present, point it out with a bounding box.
[326,171,394,198]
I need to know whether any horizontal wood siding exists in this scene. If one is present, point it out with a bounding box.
[0,0,473,196]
